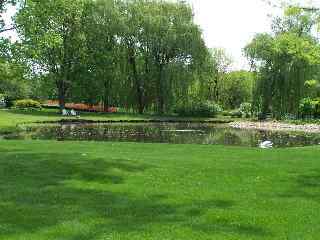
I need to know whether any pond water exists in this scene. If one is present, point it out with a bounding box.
[2,122,320,148]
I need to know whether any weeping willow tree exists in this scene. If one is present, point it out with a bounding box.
[126,0,208,114]
[245,6,320,119]
[13,0,210,114]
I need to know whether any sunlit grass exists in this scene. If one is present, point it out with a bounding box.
[0,141,319,239]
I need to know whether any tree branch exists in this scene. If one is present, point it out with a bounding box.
[0,25,16,33]
[300,7,320,12]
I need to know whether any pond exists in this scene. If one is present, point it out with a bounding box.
[2,122,320,148]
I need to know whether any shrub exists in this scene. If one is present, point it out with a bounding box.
[175,101,221,117]
[257,112,266,120]
[299,98,316,119]
[313,98,320,118]
[0,94,5,107]
[0,94,14,108]
[283,113,297,120]
[239,102,252,118]
[14,99,42,109]
[230,109,242,118]
[221,110,231,116]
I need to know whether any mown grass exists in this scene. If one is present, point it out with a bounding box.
[0,140,320,239]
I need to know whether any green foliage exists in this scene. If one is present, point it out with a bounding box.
[229,109,242,118]
[0,40,30,101]
[0,93,5,108]
[219,71,254,109]
[221,110,231,116]
[7,0,320,119]
[239,102,252,118]
[299,98,320,119]
[315,99,320,118]
[174,101,221,117]
[305,79,320,98]
[245,6,320,119]
[14,99,41,109]
[15,0,209,114]
[299,98,314,118]
[16,0,86,110]
[201,48,233,104]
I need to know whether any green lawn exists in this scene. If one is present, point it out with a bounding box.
[0,140,320,239]
[0,109,153,130]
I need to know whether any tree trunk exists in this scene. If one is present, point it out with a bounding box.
[137,85,144,114]
[57,80,66,113]
[158,63,165,114]
[128,46,144,114]
[103,80,109,112]
[132,57,144,114]
[213,73,219,102]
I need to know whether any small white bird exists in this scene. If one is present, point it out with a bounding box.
[259,141,273,149]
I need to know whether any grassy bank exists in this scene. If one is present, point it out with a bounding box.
[0,141,319,239]
[0,109,232,133]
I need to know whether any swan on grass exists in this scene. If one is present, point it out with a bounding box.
[259,141,273,149]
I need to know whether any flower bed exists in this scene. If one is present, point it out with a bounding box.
[44,100,117,113]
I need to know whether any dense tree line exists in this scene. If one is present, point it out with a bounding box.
[3,0,319,119]
[0,0,255,116]
[245,5,320,119]
[2,0,210,114]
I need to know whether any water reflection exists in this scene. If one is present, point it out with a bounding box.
[2,122,320,148]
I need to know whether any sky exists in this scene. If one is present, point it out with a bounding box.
[188,0,320,69]
[1,0,320,70]
[188,0,277,69]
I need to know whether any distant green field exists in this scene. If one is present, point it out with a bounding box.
[0,109,151,130]
[0,141,319,239]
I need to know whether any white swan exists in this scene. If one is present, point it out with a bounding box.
[259,141,273,149]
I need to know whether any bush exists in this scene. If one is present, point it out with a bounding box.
[14,99,42,109]
[175,101,221,117]
[314,98,320,118]
[283,113,297,120]
[239,102,252,118]
[257,112,266,120]
[0,94,5,107]
[230,109,242,118]
[221,110,231,116]
[298,98,320,119]
[0,94,14,108]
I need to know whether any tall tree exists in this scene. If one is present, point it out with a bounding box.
[8,0,211,115]
[15,0,85,111]
[0,38,30,100]
[75,0,123,110]
[144,0,206,113]
[209,48,232,102]
[245,6,320,118]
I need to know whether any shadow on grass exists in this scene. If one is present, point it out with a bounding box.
[0,150,270,239]
[296,173,320,188]
[7,109,61,117]
[0,147,27,153]
[190,218,269,237]
[279,170,320,202]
